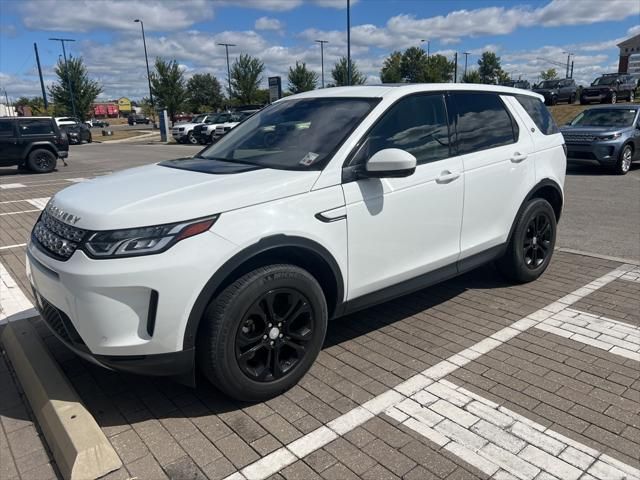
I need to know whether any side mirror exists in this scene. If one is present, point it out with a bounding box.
[363,148,417,178]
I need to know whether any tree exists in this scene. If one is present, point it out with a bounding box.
[185,73,223,113]
[477,51,507,84]
[48,56,102,121]
[540,68,558,81]
[230,54,265,104]
[287,62,318,94]
[14,96,50,115]
[150,58,187,122]
[462,69,482,83]
[424,54,455,83]
[139,97,155,118]
[380,51,403,83]
[331,57,366,86]
[400,47,428,82]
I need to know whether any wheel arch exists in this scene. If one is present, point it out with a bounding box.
[182,235,345,350]
[24,142,58,159]
[506,179,563,246]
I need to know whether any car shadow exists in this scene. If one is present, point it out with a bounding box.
[566,163,640,176]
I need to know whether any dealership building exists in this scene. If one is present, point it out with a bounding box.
[618,33,640,73]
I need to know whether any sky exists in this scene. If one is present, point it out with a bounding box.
[0,0,638,102]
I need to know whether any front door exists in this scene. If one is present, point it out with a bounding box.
[342,93,464,301]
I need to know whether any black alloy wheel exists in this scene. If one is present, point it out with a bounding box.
[523,213,552,270]
[27,149,56,173]
[235,288,314,382]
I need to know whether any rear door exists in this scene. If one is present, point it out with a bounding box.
[0,119,21,166]
[450,91,535,259]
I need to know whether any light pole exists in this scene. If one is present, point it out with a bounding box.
[134,19,154,118]
[218,43,236,96]
[315,40,329,88]
[346,0,351,86]
[49,37,77,118]
[463,52,471,78]
[421,39,430,60]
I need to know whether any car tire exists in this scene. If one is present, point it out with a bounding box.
[614,144,633,175]
[198,264,328,401]
[580,99,588,105]
[87,134,92,143]
[569,93,576,104]
[550,96,557,106]
[629,91,635,103]
[26,149,57,173]
[611,93,617,104]
[496,198,556,284]
[187,131,199,144]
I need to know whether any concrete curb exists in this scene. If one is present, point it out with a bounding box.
[100,131,159,143]
[1,318,122,480]
[555,247,640,266]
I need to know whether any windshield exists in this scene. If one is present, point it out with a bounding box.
[570,109,637,127]
[192,115,207,123]
[539,80,560,89]
[198,97,379,170]
[592,77,617,86]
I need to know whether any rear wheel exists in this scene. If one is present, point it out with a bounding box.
[26,149,56,173]
[496,198,556,283]
[198,264,328,401]
[610,92,617,104]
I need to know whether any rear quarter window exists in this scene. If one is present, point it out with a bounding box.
[18,119,55,135]
[515,95,560,136]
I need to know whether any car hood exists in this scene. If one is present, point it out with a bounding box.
[532,88,557,94]
[173,122,203,129]
[560,126,627,135]
[584,86,613,92]
[49,160,321,231]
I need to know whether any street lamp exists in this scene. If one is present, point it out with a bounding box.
[49,37,77,118]
[134,19,154,119]
[562,51,574,79]
[346,0,351,86]
[218,43,236,96]
[315,40,329,88]
[421,39,430,60]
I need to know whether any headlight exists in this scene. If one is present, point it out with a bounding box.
[595,133,621,141]
[84,216,218,258]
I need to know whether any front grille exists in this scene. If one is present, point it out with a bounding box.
[194,124,206,134]
[562,134,595,144]
[39,297,86,347]
[32,210,87,260]
[567,149,597,160]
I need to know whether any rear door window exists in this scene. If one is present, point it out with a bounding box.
[451,92,519,155]
[18,119,55,135]
[515,95,560,135]
[0,119,14,137]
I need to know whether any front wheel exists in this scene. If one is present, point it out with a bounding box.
[496,198,556,283]
[610,92,617,104]
[198,264,328,401]
[614,144,633,175]
[629,91,635,103]
[569,93,576,104]
[187,131,199,144]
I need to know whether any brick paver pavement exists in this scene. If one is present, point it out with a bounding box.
[1,147,638,480]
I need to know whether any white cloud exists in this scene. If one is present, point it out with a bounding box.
[627,24,640,37]
[19,0,215,32]
[255,17,284,31]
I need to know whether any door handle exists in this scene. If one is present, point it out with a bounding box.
[511,152,528,163]
[436,170,460,184]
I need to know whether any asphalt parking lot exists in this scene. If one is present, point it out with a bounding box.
[1,143,639,480]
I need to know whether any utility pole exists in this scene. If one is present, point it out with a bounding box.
[463,52,470,78]
[3,89,12,116]
[454,52,458,83]
[49,38,77,118]
[421,39,430,60]
[218,43,236,95]
[346,0,351,86]
[34,43,48,110]
[562,51,573,79]
[315,40,329,88]
[134,19,154,116]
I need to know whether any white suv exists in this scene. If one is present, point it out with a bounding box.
[27,85,566,401]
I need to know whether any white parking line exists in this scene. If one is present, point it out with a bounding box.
[0,209,40,216]
[0,243,27,251]
[224,264,637,480]
[65,177,89,182]
[388,378,639,480]
[25,197,50,209]
[0,183,26,189]
[536,308,640,361]
[0,262,36,325]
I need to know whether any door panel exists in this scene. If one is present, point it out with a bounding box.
[0,120,20,166]
[450,92,536,258]
[342,93,464,300]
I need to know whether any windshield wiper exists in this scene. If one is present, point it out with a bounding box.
[201,156,261,167]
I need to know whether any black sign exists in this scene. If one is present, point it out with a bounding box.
[268,76,282,103]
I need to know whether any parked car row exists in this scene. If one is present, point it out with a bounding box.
[171,110,258,145]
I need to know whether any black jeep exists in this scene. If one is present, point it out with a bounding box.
[0,117,69,173]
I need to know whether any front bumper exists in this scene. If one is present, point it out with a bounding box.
[26,230,238,374]
[581,92,610,103]
[565,141,621,165]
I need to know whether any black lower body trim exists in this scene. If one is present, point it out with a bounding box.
[339,243,506,317]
